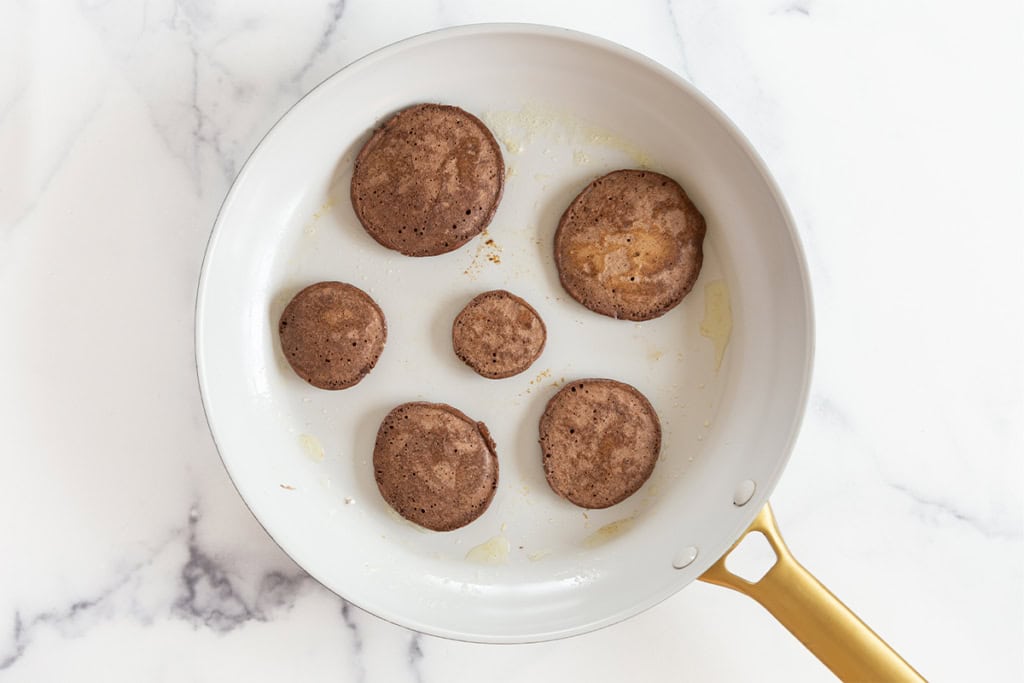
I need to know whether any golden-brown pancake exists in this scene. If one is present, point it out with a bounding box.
[555,170,706,321]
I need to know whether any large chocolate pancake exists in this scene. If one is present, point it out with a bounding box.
[539,379,661,509]
[278,281,386,390]
[351,104,504,257]
[554,170,706,321]
[373,402,498,531]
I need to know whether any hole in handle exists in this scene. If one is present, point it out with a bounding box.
[724,531,777,583]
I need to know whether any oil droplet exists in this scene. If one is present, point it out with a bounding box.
[500,137,522,154]
[482,103,652,171]
[700,280,732,370]
[298,434,324,462]
[465,536,510,564]
[303,197,335,236]
[583,517,636,548]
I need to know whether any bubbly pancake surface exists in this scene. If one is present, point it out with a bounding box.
[351,103,504,257]
[452,290,546,379]
[373,402,498,531]
[539,379,661,509]
[278,281,386,390]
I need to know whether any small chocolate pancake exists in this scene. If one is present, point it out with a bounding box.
[554,170,706,321]
[351,104,504,257]
[278,281,386,390]
[373,402,498,531]
[539,379,661,509]
[452,290,546,379]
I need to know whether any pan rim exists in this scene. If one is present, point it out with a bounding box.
[194,22,815,643]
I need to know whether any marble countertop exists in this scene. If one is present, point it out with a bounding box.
[2,0,1021,680]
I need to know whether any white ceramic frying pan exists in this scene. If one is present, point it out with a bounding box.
[195,24,921,680]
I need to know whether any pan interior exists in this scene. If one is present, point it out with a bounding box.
[196,25,812,643]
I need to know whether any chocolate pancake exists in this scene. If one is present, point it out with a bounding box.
[373,402,498,531]
[452,290,546,379]
[278,281,386,390]
[351,103,504,257]
[554,170,706,321]
[539,379,661,509]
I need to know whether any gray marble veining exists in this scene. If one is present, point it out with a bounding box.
[0,0,1020,681]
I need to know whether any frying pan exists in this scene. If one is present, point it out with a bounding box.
[195,24,921,681]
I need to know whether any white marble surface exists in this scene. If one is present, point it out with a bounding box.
[2,0,1022,680]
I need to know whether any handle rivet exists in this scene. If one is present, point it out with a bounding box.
[672,546,699,569]
[733,479,756,506]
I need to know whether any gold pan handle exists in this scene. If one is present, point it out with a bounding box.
[699,504,925,682]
